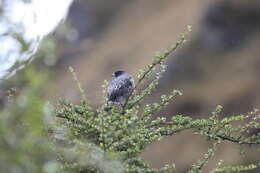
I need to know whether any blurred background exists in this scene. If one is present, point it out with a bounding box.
[1,0,260,172]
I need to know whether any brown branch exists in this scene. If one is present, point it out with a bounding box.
[216,134,260,145]
[145,120,260,145]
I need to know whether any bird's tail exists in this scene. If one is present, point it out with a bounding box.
[104,100,112,112]
[104,106,112,112]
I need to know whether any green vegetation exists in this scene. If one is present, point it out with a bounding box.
[54,26,260,173]
[0,26,259,173]
[0,67,59,173]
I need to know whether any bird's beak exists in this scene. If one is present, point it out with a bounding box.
[112,73,115,77]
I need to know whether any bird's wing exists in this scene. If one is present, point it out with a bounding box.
[107,77,133,102]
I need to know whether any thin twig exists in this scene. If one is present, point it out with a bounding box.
[217,134,260,145]
[121,32,189,114]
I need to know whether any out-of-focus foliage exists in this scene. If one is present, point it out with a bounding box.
[0,1,76,171]
[0,67,60,173]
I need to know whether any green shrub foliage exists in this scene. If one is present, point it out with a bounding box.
[0,68,59,173]
[54,26,260,173]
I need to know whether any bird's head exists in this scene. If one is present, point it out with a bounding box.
[112,70,126,78]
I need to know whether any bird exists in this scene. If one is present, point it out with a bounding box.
[104,70,135,111]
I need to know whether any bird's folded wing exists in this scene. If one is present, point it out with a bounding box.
[108,77,133,102]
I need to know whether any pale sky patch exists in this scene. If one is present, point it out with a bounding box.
[0,0,74,80]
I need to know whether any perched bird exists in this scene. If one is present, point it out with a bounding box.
[105,70,135,111]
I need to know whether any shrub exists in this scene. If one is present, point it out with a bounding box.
[53,26,260,173]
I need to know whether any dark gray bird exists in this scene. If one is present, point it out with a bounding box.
[105,70,135,111]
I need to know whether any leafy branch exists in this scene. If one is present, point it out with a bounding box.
[53,26,260,173]
[121,25,192,112]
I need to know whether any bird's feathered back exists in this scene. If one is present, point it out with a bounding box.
[107,71,134,104]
